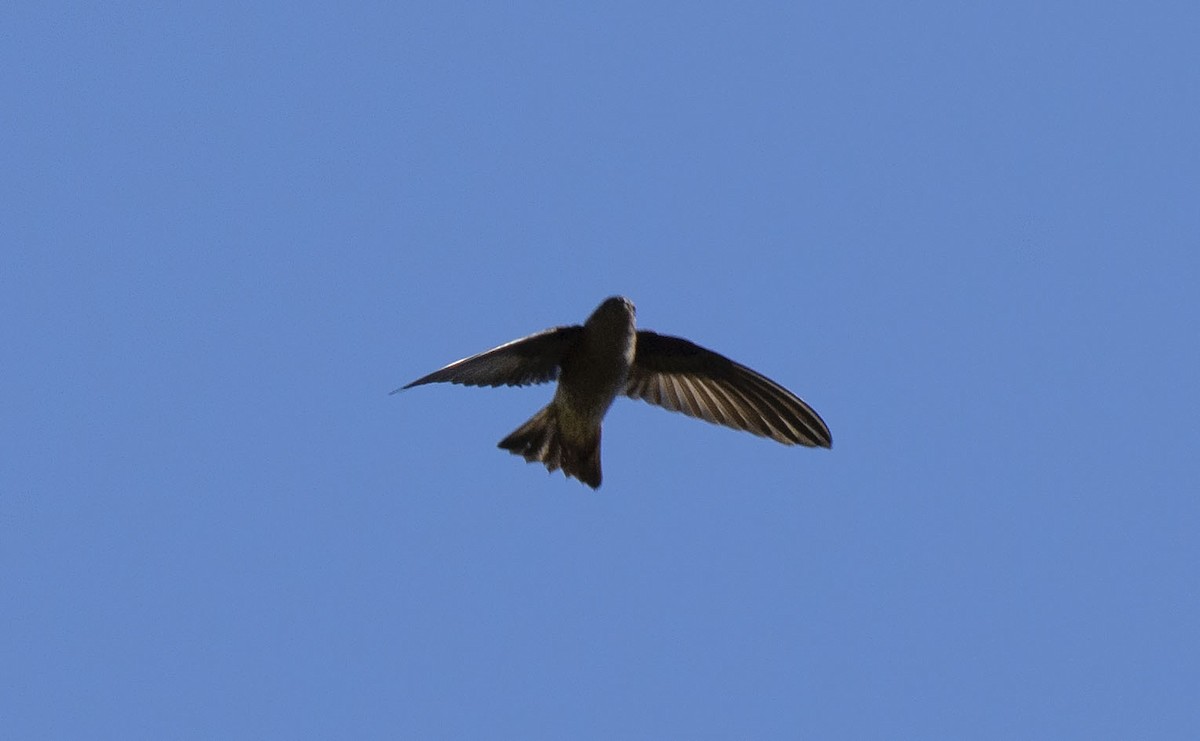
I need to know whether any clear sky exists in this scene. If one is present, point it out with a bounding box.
[4,2,1198,738]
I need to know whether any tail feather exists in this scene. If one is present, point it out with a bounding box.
[498,405,602,488]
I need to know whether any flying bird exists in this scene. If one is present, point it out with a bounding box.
[396,296,831,488]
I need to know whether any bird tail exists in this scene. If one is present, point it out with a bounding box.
[498,405,602,489]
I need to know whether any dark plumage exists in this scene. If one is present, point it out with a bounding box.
[396,296,831,488]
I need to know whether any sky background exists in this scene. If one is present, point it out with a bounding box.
[4,1,1198,738]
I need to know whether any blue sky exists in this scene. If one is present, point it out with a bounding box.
[4,1,1198,738]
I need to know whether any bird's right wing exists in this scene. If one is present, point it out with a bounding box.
[394,326,584,392]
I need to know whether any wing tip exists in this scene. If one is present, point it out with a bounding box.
[806,421,833,449]
[392,376,436,394]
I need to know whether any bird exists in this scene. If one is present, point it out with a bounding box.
[395,296,831,488]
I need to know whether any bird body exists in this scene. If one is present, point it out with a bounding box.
[397,296,830,488]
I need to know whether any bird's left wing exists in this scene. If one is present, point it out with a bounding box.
[394,326,584,392]
[624,330,832,447]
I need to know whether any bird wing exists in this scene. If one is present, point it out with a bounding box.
[395,326,584,392]
[624,330,832,447]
